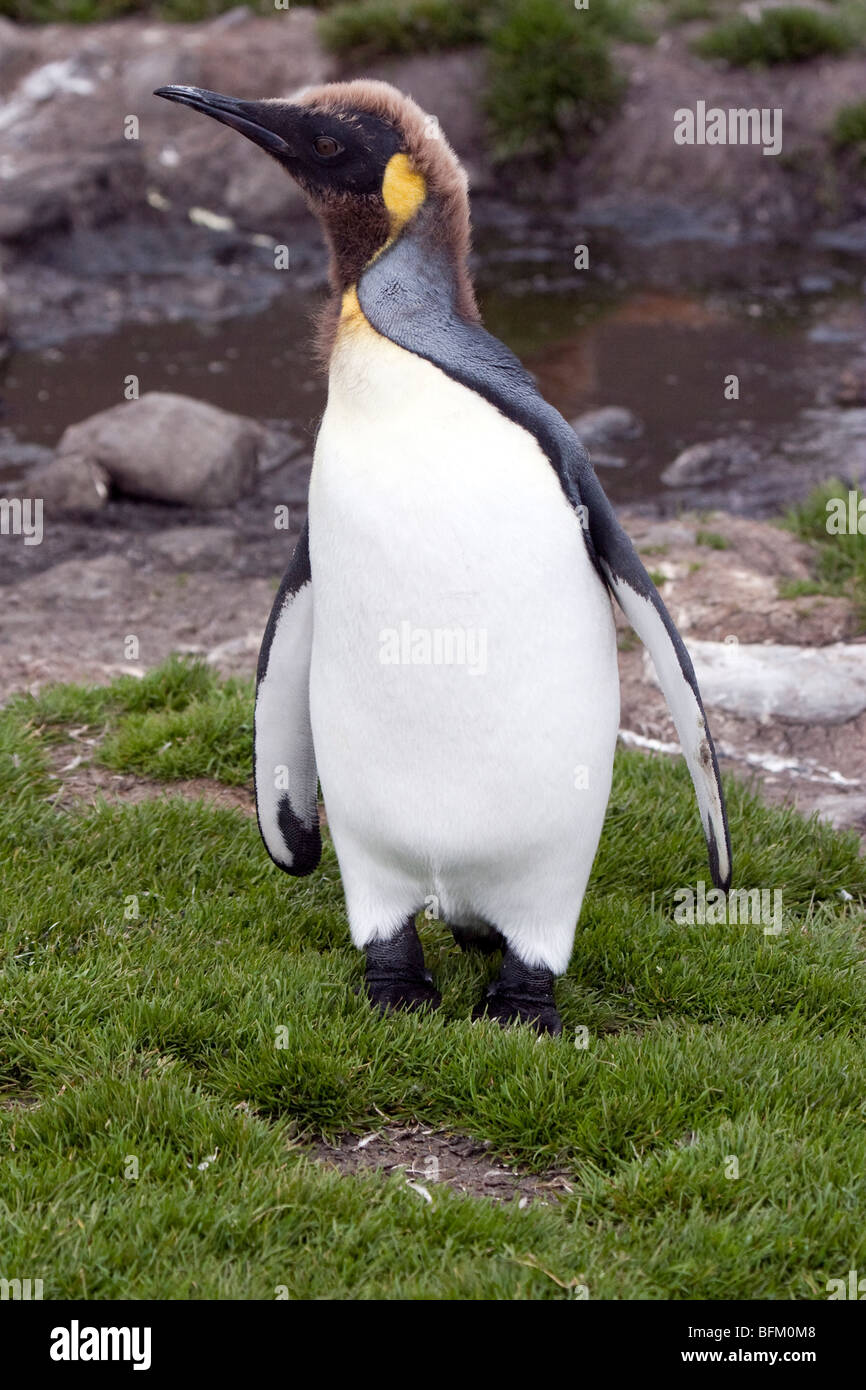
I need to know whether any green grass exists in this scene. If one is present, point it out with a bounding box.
[18,654,254,786]
[2,656,866,1297]
[320,0,637,158]
[831,100,866,159]
[694,7,855,66]
[695,529,729,550]
[484,0,626,159]
[319,0,648,58]
[781,480,866,629]
[319,0,490,57]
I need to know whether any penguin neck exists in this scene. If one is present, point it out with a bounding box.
[318,195,478,363]
[322,193,393,299]
[369,196,477,321]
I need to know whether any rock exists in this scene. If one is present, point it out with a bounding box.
[0,433,54,475]
[834,368,866,408]
[0,276,9,359]
[208,6,255,32]
[56,393,260,507]
[635,520,697,551]
[0,18,39,91]
[588,453,628,469]
[571,406,643,448]
[797,274,834,295]
[28,453,109,512]
[645,640,866,724]
[0,148,146,245]
[26,554,135,604]
[148,525,237,568]
[781,409,866,494]
[206,631,261,677]
[257,422,308,474]
[223,156,307,230]
[0,166,70,243]
[0,10,332,250]
[810,792,866,835]
[661,439,760,488]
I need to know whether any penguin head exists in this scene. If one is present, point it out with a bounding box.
[154,79,474,305]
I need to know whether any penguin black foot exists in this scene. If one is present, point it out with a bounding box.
[364,918,441,1015]
[472,948,562,1036]
[451,924,507,956]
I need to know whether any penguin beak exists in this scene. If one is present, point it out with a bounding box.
[153,85,296,159]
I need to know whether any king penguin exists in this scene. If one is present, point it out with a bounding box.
[155,79,732,1035]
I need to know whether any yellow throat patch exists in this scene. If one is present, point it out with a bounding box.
[381,152,426,237]
[337,155,426,340]
[339,285,365,330]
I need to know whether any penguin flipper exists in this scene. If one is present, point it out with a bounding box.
[254,521,321,876]
[572,465,732,891]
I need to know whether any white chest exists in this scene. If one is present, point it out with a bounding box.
[307,310,617,753]
[309,319,593,603]
[304,315,620,951]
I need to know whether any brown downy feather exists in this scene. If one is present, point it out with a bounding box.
[294,79,480,367]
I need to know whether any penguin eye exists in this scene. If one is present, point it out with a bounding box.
[313,135,343,159]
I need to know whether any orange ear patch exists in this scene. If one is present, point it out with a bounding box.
[382,153,426,234]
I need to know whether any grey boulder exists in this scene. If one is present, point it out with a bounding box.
[28,453,109,512]
[571,406,642,448]
[148,525,237,569]
[645,640,866,725]
[55,392,260,507]
[661,439,758,488]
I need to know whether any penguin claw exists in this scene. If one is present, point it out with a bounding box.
[365,973,441,1015]
[472,948,562,1035]
[363,918,440,1015]
[472,993,562,1036]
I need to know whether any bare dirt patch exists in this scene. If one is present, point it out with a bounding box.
[45,739,254,816]
[0,1091,41,1112]
[306,1124,575,1207]
[0,553,281,705]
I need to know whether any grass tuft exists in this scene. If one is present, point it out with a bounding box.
[11,656,254,786]
[695,7,854,66]
[695,529,729,550]
[320,0,636,159]
[781,480,866,629]
[831,100,866,159]
[484,0,625,159]
[319,0,489,57]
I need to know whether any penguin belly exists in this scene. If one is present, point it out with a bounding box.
[307,322,620,974]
